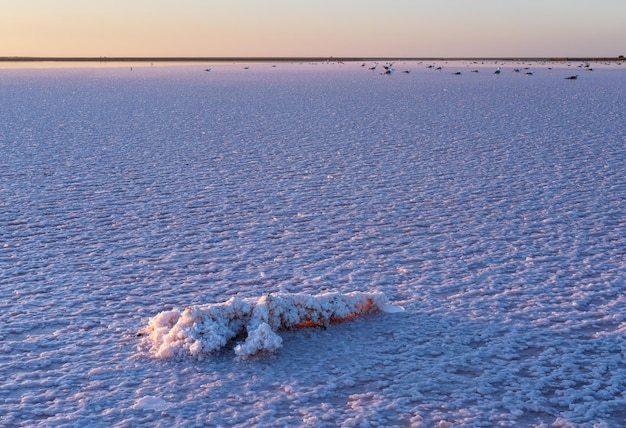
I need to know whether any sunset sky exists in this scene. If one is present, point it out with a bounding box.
[1,0,624,58]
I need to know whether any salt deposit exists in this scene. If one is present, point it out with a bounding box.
[144,292,404,359]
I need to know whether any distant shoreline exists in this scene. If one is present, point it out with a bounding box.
[0,56,624,63]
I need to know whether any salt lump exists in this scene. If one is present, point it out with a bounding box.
[145,292,404,360]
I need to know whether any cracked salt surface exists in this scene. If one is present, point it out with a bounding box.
[1,61,625,426]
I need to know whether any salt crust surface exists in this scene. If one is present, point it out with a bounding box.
[1,60,625,426]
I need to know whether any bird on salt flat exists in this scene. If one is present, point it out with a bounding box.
[494,68,501,75]
[382,64,395,75]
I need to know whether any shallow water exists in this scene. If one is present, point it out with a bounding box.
[1,61,625,426]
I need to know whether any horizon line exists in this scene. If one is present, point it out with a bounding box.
[1,56,624,63]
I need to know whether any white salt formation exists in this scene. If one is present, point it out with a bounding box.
[145,292,404,360]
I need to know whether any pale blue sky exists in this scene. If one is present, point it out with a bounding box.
[1,0,624,57]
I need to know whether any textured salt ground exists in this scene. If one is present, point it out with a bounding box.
[1,61,625,426]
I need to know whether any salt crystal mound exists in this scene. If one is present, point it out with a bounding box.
[145,292,404,360]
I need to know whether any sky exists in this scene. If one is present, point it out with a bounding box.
[1,0,624,58]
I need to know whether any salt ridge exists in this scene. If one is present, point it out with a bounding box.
[145,292,404,360]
